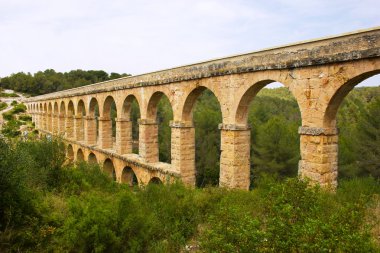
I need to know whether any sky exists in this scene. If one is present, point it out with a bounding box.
[0,0,379,86]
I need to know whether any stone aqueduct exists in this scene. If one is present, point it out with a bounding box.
[25,27,380,189]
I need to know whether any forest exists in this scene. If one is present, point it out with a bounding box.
[0,69,130,96]
[0,70,379,252]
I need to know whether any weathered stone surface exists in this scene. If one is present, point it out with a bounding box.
[26,27,380,189]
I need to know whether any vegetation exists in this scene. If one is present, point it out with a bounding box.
[1,103,29,138]
[0,138,378,252]
[0,69,379,251]
[0,102,7,111]
[0,92,19,98]
[0,69,130,96]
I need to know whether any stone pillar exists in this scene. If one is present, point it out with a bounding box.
[46,113,52,132]
[219,124,251,190]
[35,113,39,129]
[115,118,132,155]
[298,127,338,189]
[52,115,58,134]
[170,121,196,186]
[98,117,113,149]
[84,116,97,145]
[139,119,158,163]
[65,115,74,139]
[41,114,45,130]
[58,115,65,136]
[43,113,48,131]
[74,116,84,141]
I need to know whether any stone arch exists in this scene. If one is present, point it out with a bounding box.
[181,86,223,123]
[180,86,223,187]
[324,70,380,129]
[103,158,116,181]
[101,96,117,149]
[53,102,59,133]
[146,91,173,163]
[146,91,173,120]
[88,152,98,164]
[76,99,86,141]
[121,166,138,186]
[66,101,75,138]
[120,95,141,154]
[43,103,48,130]
[58,101,66,134]
[235,79,299,126]
[149,177,162,185]
[67,144,74,161]
[77,148,84,161]
[88,97,100,145]
[47,102,53,132]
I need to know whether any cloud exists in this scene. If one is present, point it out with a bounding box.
[0,0,379,85]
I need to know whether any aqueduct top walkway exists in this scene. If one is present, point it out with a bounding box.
[25,27,380,189]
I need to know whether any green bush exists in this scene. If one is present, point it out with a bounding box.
[18,115,32,122]
[0,138,379,252]
[200,178,378,252]
[0,102,7,110]
[0,92,19,97]
[11,100,18,106]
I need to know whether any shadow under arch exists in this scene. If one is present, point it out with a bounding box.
[324,70,380,129]
[235,80,301,126]
[59,101,66,135]
[148,177,162,185]
[76,99,86,141]
[237,80,302,187]
[122,95,141,154]
[324,71,380,179]
[181,86,223,187]
[88,97,100,144]
[101,96,117,149]
[103,158,116,181]
[88,152,98,164]
[121,166,138,186]
[67,144,74,161]
[146,91,173,163]
[77,148,84,161]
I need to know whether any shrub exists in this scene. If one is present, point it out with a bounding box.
[0,92,19,97]
[0,102,7,111]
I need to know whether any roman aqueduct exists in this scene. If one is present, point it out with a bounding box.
[25,27,380,189]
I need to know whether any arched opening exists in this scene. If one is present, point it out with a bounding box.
[59,101,66,135]
[122,95,141,154]
[325,72,380,179]
[237,81,301,187]
[77,149,84,161]
[182,87,222,187]
[147,92,173,163]
[149,177,162,185]
[121,166,138,186]
[67,144,74,161]
[103,158,116,181]
[77,100,86,141]
[89,98,100,144]
[88,152,98,164]
[43,103,47,130]
[53,102,59,133]
[102,96,117,150]
[47,103,53,132]
[67,101,75,138]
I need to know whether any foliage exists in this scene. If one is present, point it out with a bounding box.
[0,69,131,96]
[0,92,19,98]
[0,139,378,252]
[0,101,7,111]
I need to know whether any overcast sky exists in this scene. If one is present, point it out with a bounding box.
[0,0,379,86]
